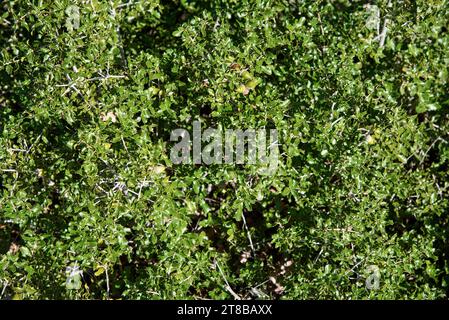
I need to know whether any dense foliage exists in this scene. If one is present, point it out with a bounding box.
[1,0,449,299]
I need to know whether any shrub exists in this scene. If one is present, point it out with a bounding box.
[1,0,448,299]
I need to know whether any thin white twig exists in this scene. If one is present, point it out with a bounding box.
[27,132,42,154]
[241,213,256,257]
[331,117,343,127]
[345,258,365,276]
[379,0,392,47]
[86,74,126,81]
[213,18,220,31]
[121,136,129,153]
[105,265,110,299]
[215,260,241,300]
[0,281,8,299]
[314,247,324,264]
[379,18,389,47]
[419,137,444,165]
[117,1,141,9]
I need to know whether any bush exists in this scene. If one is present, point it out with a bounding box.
[1,0,448,299]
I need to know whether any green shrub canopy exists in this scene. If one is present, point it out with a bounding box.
[1,0,448,299]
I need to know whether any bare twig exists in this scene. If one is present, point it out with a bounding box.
[117,1,141,9]
[379,18,389,47]
[242,213,256,257]
[86,74,126,82]
[213,18,220,32]
[317,13,324,36]
[105,265,110,299]
[27,132,43,154]
[121,135,129,153]
[345,258,365,276]
[215,260,241,300]
[0,281,8,299]
[419,137,444,165]
[378,0,392,47]
[313,247,324,264]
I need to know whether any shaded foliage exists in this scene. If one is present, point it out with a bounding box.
[1,0,449,299]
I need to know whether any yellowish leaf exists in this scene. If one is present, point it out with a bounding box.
[241,71,252,80]
[94,267,105,277]
[150,165,166,174]
[236,84,249,95]
[246,79,260,89]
